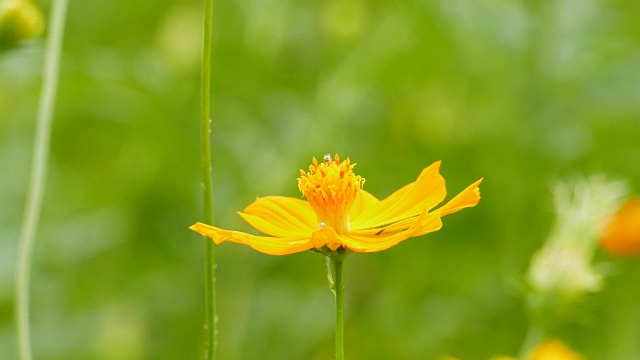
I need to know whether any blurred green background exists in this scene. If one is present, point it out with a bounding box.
[2,0,640,358]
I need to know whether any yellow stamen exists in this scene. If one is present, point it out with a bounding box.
[298,154,365,234]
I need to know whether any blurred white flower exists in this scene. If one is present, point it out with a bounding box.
[527,176,627,298]
[528,243,602,296]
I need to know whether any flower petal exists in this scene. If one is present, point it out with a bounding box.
[343,177,481,252]
[436,178,483,216]
[310,227,344,251]
[239,196,317,237]
[350,190,379,221]
[351,161,446,230]
[344,212,442,252]
[190,222,313,255]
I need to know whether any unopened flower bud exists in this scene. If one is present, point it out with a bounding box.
[0,0,44,50]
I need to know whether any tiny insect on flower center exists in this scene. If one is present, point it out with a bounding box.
[298,154,365,234]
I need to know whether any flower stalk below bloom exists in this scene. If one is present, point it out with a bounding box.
[327,251,347,360]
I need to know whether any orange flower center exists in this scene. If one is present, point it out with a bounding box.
[298,154,365,234]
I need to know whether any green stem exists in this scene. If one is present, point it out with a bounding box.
[517,324,544,360]
[199,0,216,358]
[15,0,69,359]
[328,254,345,360]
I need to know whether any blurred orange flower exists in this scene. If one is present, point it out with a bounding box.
[528,339,583,360]
[190,154,482,255]
[600,199,640,256]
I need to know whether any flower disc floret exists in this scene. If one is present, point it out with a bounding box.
[297,154,364,234]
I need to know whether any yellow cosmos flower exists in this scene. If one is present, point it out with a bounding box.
[528,339,584,360]
[190,154,482,255]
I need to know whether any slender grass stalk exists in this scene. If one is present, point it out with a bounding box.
[328,253,346,360]
[15,0,69,359]
[199,0,217,358]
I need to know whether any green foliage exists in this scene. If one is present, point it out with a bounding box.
[1,0,640,358]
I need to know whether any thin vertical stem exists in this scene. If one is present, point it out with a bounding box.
[15,0,69,359]
[517,324,544,360]
[328,254,345,360]
[199,0,217,358]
